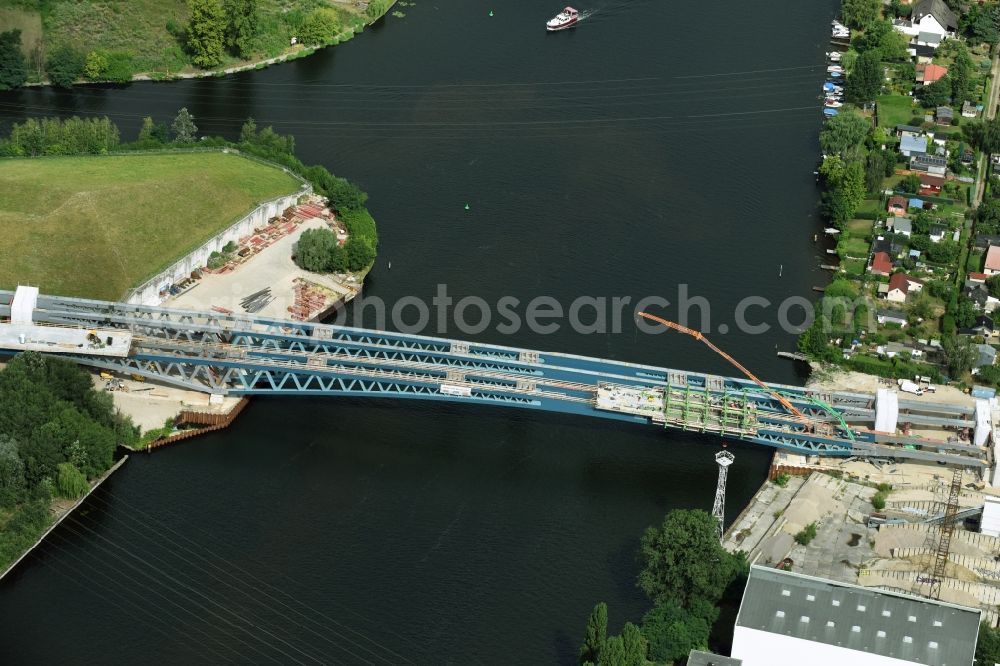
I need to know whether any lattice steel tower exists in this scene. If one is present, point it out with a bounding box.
[712,450,735,541]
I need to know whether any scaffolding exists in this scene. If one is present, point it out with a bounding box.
[713,450,735,541]
[662,384,758,436]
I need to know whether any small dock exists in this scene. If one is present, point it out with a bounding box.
[777,351,810,362]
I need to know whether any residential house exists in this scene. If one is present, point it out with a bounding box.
[895,124,923,135]
[886,272,924,303]
[928,224,946,242]
[916,63,948,85]
[898,133,927,157]
[986,246,1000,276]
[873,236,905,258]
[935,106,954,125]
[908,31,941,60]
[918,173,943,195]
[910,153,946,175]
[869,251,894,277]
[968,271,989,284]
[967,284,1000,313]
[891,0,958,39]
[876,309,908,326]
[962,100,979,118]
[975,344,997,371]
[878,342,916,358]
[729,566,981,666]
[973,315,996,339]
[887,195,908,216]
[975,234,1000,250]
[889,217,912,236]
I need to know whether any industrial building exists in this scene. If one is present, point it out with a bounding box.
[731,566,981,666]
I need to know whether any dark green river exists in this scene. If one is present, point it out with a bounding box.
[0,0,838,662]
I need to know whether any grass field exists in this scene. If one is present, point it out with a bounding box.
[877,95,919,128]
[0,0,371,78]
[0,152,302,300]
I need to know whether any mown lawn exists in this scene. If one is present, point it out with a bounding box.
[0,152,302,300]
[877,95,919,128]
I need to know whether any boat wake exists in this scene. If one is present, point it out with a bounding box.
[576,0,654,23]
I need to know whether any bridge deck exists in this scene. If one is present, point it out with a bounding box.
[0,289,987,468]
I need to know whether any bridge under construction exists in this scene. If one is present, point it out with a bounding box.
[0,287,992,469]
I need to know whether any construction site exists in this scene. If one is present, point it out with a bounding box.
[163,195,361,322]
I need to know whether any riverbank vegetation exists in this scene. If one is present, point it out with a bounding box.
[0,111,376,298]
[798,0,1000,388]
[577,510,747,665]
[0,352,137,571]
[0,0,394,89]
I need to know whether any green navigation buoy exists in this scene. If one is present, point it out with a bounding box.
[489,10,494,16]
[464,203,470,210]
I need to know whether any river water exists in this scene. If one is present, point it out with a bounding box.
[0,0,838,662]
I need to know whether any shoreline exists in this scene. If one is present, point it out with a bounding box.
[17,1,399,90]
[805,13,1000,393]
[0,455,130,582]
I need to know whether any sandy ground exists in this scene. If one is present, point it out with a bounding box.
[90,372,241,432]
[806,366,976,408]
[164,218,358,319]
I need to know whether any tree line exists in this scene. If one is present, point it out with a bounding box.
[0,353,137,569]
[577,509,748,665]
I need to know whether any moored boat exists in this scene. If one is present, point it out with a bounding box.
[546,6,579,31]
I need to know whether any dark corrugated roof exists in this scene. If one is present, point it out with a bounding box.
[735,566,980,666]
[913,0,958,30]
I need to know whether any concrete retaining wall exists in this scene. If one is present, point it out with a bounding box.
[126,186,310,306]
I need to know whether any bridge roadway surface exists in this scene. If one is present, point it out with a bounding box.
[0,291,987,468]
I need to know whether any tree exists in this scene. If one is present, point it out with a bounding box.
[55,462,89,499]
[45,45,85,88]
[819,110,869,158]
[966,4,1000,45]
[842,0,879,29]
[847,50,882,105]
[172,107,198,143]
[638,509,741,608]
[597,636,626,666]
[944,336,976,376]
[344,236,376,271]
[988,274,1000,299]
[580,602,608,665]
[0,30,28,91]
[917,77,951,108]
[224,0,259,59]
[951,46,974,104]
[299,8,342,45]
[187,0,227,68]
[239,117,258,144]
[620,623,646,666]
[0,435,25,508]
[899,173,921,193]
[641,599,715,663]
[84,50,109,80]
[864,150,890,193]
[976,621,1000,666]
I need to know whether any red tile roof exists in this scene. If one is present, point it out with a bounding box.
[870,251,893,275]
[889,273,922,295]
[969,272,989,281]
[986,246,1000,272]
[918,63,949,84]
[919,174,944,188]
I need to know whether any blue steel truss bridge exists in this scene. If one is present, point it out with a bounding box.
[0,288,989,469]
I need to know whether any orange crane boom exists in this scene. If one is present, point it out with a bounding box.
[637,311,810,422]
